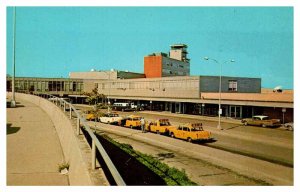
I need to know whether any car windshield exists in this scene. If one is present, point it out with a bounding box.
[262,117,269,120]
[191,127,203,131]
[160,121,170,126]
[106,113,119,117]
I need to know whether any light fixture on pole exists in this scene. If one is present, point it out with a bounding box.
[204,57,235,130]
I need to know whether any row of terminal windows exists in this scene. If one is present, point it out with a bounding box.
[12,80,83,92]
[162,69,187,76]
[165,63,186,69]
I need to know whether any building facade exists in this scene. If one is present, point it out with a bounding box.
[199,76,261,93]
[6,77,84,96]
[6,43,293,123]
[6,75,293,122]
[144,44,190,78]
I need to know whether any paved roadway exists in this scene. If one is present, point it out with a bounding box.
[7,98,69,186]
[74,105,293,185]
[118,110,294,167]
[76,106,293,167]
[87,122,292,186]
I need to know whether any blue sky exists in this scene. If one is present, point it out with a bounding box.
[6,7,293,89]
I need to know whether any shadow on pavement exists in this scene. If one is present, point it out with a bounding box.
[6,101,25,108]
[195,138,218,144]
[224,125,243,130]
[7,123,21,135]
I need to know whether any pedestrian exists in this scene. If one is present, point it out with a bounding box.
[140,117,145,133]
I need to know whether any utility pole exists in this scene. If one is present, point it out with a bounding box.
[11,7,16,108]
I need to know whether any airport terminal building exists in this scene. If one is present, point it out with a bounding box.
[6,44,294,123]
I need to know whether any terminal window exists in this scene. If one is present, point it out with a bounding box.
[228,80,238,91]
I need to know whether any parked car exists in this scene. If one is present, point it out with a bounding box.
[99,112,123,124]
[124,115,142,128]
[85,110,97,121]
[168,123,212,142]
[112,102,142,111]
[84,110,104,121]
[241,115,281,127]
[146,119,176,134]
[284,122,294,131]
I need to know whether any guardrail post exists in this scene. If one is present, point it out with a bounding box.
[92,140,96,169]
[69,106,72,119]
[77,117,81,135]
[63,102,66,112]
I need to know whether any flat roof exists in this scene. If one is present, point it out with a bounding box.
[170,44,188,48]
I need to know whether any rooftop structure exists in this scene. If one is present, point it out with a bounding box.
[170,44,189,63]
[144,44,190,78]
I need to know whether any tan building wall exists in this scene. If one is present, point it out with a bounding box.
[169,49,182,61]
[95,76,200,99]
[261,88,293,94]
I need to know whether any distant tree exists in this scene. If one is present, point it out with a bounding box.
[83,87,106,105]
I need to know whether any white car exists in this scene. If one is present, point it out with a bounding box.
[99,112,123,124]
[284,122,294,131]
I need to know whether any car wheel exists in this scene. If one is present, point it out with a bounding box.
[156,130,160,134]
[170,133,174,138]
[187,137,192,142]
[130,125,133,129]
[262,124,266,128]
[244,122,248,126]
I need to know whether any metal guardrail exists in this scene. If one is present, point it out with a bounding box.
[27,92,126,186]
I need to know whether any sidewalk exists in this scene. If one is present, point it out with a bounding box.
[6,98,69,186]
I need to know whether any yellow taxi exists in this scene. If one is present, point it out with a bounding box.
[146,119,176,134]
[169,123,211,142]
[85,110,97,121]
[125,115,142,128]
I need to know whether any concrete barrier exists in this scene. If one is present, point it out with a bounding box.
[10,93,106,185]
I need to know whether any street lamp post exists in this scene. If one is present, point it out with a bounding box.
[204,57,235,130]
[108,71,111,113]
[10,7,17,108]
[102,70,112,113]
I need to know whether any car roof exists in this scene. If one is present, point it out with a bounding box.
[127,115,141,118]
[183,123,202,127]
[253,115,269,118]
